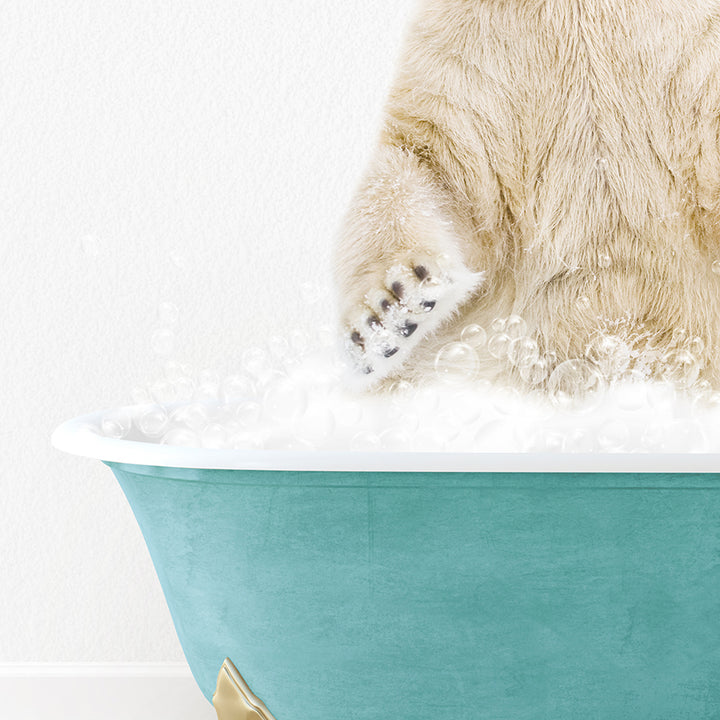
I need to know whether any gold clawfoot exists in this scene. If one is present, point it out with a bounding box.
[212,657,277,720]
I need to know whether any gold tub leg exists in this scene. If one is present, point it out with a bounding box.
[212,657,277,720]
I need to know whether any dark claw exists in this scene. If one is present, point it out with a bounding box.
[383,346,400,358]
[421,300,436,312]
[367,315,382,329]
[398,322,418,337]
[390,281,404,299]
[380,298,391,312]
[414,265,429,280]
[362,366,374,374]
[350,331,364,348]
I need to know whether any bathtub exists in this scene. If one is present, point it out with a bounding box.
[53,407,720,720]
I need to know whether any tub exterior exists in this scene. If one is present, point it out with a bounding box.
[107,461,720,720]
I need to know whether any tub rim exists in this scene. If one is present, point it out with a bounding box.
[52,406,720,473]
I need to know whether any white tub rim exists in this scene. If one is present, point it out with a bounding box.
[51,406,720,473]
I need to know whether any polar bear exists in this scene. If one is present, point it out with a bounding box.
[333,0,720,392]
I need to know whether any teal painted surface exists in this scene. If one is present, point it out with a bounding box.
[107,463,720,719]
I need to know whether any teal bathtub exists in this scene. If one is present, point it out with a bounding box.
[53,410,720,720]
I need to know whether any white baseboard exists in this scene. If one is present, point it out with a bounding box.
[0,663,217,720]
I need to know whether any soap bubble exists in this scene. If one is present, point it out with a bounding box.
[614,374,649,411]
[264,377,309,421]
[235,400,262,429]
[171,402,209,431]
[688,336,705,356]
[505,314,527,340]
[201,423,228,449]
[434,342,480,384]
[490,317,506,333]
[242,346,268,375]
[295,406,336,445]
[585,334,631,378]
[229,431,265,450]
[598,251,612,268]
[519,356,550,386]
[487,333,511,360]
[137,405,169,437]
[150,378,177,404]
[101,409,132,439]
[157,301,179,325]
[460,324,487,349]
[196,381,220,402]
[526,429,566,453]
[161,428,199,447]
[576,295,591,312]
[566,428,595,453]
[151,328,175,357]
[221,374,255,405]
[351,431,382,451]
[171,377,193,402]
[662,349,700,389]
[268,335,290,360]
[379,427,413,449]
[713,260,720,275]
[548,359,606,411]
[508,336,539,367]
[163,360,192,383]
[597,420,629,451]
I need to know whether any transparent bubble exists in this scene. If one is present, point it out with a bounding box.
[242,347,268,375]
[351,431,382,451]
[598,420,629,451]
[585,334,631,378]
[668,420,706,452]
[712,260,720,275]
[526,429,566,453]
[688,336,705,356]
[161,428,199,447]
[235,400,262,429]
[598,251,612,268]
[264,377,309,421]
[412,385,442,413]
[566,428,595,453]
[388,379,413,395]
[295,406,336,445]
[487,333,511,360]
[268,335,290,360]
[229,431,265,450]
[101,409,132,439]
[163,360,192,383]
[662,349,700,389]
[460,324,487,349]
[508,336,539,367]
[547,359,606,411]
[171,403,209,431]
[505,314,527,340]
[647,381,677,409]
[433,342,480,384]
[201,423,228,449]
[379,427,413,449]
[137,405,169,437]
[150,378,177,404]
[221,374,255,404]
[490,317,506,333]
[151,328,175,357]
[174,377,195,403]
[519,356,550,386]
[614,374,649,411]
[196,381,220,402]
[157,301,179,326]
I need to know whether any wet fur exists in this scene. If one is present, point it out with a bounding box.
[333,0,720,389]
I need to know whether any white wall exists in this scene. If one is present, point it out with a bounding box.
[0,0,416,675]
